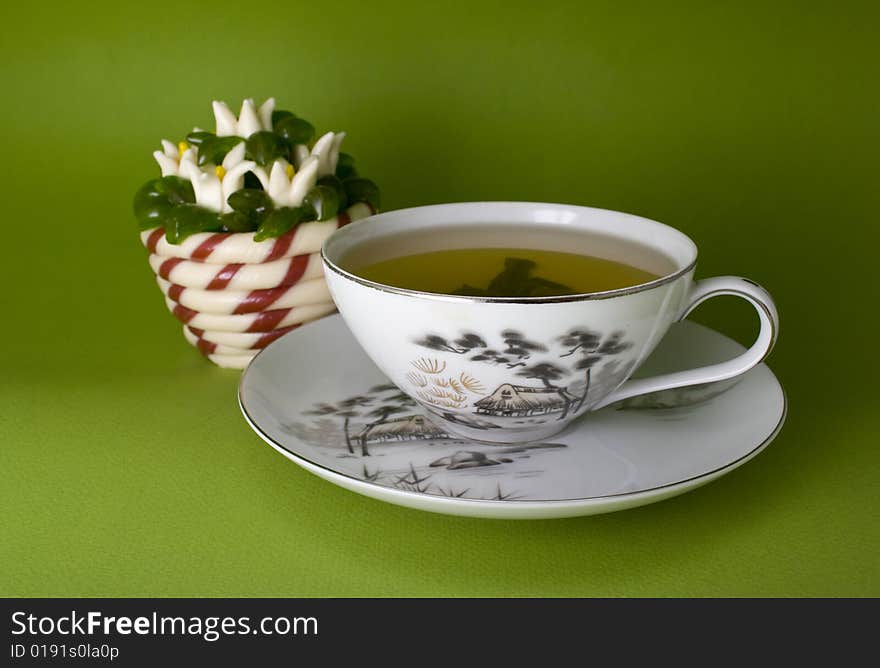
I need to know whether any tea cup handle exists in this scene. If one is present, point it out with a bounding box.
[592,276,779,410]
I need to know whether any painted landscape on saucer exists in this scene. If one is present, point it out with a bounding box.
[242,318,773,506]
[280,383,570,501]
[279,374,743,502]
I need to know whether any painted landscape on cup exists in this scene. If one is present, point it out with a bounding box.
[408,326,637,427]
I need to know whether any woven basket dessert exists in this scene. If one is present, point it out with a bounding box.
[134,98,379,368]
[139,202,373,368]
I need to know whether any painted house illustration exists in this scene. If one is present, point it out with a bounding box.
[474,384,578,417]
[356,415,451,444]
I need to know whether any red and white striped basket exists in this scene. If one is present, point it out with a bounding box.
[140,202,372,368]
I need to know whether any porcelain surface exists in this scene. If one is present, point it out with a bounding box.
[322,202,777,442]
[239,315,786,519]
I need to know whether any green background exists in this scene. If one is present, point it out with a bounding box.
[2,0,877,597]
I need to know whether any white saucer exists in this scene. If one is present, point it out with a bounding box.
[239,315,786,519]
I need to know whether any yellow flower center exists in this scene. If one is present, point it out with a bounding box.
[286,164,296,179]
[177,141,188,161]
[215,165,226,179]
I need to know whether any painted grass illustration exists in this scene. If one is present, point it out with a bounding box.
[411,357,446,374]
[406,371,429,387]
[406,360,489,409]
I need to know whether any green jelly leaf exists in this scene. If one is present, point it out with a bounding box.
[220,210,258,233]
[317,173,344,192]
[254,206,305,241]
[197,135,244,166]
[133,176,195,230]
[154,175,195,204]
[304,185,341,222]
[228,188,273,214]
[337,152,355,169]
[343,178,380,210]
[275,116,315,145]
[227,188,274,227]
[133,179,173,230]
[335,163,358,180]
[164,204,224,244]
[245,131,288,166]
[316,173,347,211]
[243,171,263,189]
[185,131,214,146]
[271,110,295,128]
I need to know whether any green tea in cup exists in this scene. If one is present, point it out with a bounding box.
[353,247,660,297]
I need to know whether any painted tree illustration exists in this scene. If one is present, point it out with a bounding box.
[304,395,373,454]
[337,396,374,452]
[415,330,546,368]
[304,383,429,456]
[499,329,548,363]
[414,333,486,355]
[516,362,572,420]
[358,404,408,456]
[589,358,636,403]
[560,329,633,413]
[383,391,417,407]
[280,418,340,449]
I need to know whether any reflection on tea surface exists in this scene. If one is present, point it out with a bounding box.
[353,247,660,297]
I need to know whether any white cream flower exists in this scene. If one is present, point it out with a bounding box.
[251,155,319,208]
[212,98,275,138]
[179,142,256,213]
[249,132,343,207]
[310,131,345,176]
[153,139,191,177]
[152,99,347,213]
[287,131,345,171]
[290,144,310,168]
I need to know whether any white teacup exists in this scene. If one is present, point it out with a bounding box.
[322,202,778,443]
